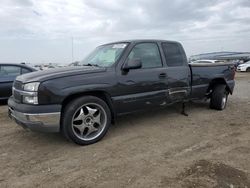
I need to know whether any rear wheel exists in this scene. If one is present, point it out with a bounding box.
[61,96,111,145]
[210,84,228,110]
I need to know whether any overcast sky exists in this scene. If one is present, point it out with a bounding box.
[0,0,250,64]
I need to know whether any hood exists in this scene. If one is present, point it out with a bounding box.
[238,63,250,67]
[16,66,106,83]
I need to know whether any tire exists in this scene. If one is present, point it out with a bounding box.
[61,96,111,145]
[210,84,228,110]
[246,67,250,72]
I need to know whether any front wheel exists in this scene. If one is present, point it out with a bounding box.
[61,96,111,145]
[210,84,229,110]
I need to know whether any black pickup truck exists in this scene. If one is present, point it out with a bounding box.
[8,40,235,145]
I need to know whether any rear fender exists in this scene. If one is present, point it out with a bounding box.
[207,78,234,95]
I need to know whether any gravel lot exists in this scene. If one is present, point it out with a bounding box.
[0,73,250,188]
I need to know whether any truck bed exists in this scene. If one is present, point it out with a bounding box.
[190,62,235,99]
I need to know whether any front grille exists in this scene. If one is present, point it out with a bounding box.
[13,80,23,90]
[13,89,22,103]
[13,80,23,103]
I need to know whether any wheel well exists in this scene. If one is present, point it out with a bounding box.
[207,78,231,95]
[61,91,116,124]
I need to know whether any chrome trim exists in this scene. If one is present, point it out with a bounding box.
[169,90,188,95]
[9,107,60,132]
[12,87,37,96]
[27,112,60,125]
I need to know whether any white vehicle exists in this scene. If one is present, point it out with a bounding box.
[190,59,225,64]
[237,61,250,72]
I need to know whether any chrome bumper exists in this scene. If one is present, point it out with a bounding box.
[8,107,61,132]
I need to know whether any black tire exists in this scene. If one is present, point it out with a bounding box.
[210,84,228,110]
[61,96,111,145]
[246,67,250,72]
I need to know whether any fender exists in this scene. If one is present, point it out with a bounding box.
[208,78,235,94]
[60,83,112,100]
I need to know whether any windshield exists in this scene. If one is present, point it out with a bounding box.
[79,43,128,67]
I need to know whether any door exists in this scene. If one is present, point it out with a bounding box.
[161,42,191,102]
[0,65,21,99]
[114,42,168,114]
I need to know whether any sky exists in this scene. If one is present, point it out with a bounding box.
[0,0,250,64]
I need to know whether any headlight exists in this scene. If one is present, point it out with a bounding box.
[23,82,40,91]
[23,96,38,104]
[22,82,40,104]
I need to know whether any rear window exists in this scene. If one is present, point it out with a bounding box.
[162,42,186,67]
[21,68,31,74]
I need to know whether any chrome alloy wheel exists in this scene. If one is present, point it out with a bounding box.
[71,103,107,141]
[221,95,227,109]
[221,93,227,109]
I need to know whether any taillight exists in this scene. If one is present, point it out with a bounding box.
[228,65,236,80]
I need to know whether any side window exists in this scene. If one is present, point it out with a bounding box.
[0,66,21,76]
[127,43,162,68]
[162,42,186,67]
[0,66,6,76]
[21,68,31,74]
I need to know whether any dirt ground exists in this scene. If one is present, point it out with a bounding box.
[0,73,250,188]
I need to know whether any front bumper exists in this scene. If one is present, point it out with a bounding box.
[237,67,245,72]
[8,97,61,132]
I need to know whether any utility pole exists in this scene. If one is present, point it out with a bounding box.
[71,37,74,63]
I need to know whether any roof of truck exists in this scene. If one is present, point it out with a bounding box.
[104,39,180,45]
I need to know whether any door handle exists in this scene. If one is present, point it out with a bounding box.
[159,73,166,79]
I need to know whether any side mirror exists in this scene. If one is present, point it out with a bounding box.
[122,59,142,71]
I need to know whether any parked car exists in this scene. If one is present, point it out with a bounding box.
[8,40,235,145]
[40,64,55,70]
[237,61,250,72]
[0,63,36,100]
[190,59,225,64]
[69,61,80,66]
[33,64,42,70]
